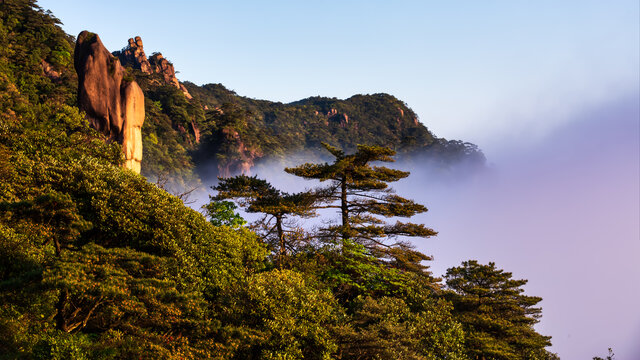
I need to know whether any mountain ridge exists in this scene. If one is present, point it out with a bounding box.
[103,34,485,188]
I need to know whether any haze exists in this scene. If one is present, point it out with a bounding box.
[38,0,640,358]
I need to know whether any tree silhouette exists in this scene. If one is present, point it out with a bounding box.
[212,175,316,266]
[285,143,436,274]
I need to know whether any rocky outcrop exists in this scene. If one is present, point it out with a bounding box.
[117,36,151,73]
[74,31,145,174]
[148,52,178,87]
[325,108,349,127]
[148,52,193,100]
[218,128,262,177]
[40,59,61,81]
[115,36,192,99]
[191,122,201,144]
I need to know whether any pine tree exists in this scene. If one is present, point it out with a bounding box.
[212,175,316,266]
[444,260,556,360]
[285,143,436,274]
[203,200,247,228]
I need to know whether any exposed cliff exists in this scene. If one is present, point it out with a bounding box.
[109,41,484,183]
[114,36,192,99]
[74,31,145,173]
[117,36,152,73]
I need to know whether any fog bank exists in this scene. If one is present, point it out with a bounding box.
[193,93,639,359]
[402,92,639,359]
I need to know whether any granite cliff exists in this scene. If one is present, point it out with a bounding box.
[74,31,145,173]
[114,36,192,99]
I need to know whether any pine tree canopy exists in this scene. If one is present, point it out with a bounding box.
[285,143,437,274]
[212,175,317,263]
[445,260,554,360]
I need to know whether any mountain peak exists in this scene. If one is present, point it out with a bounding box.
[114,36,192,99]
[75,30,145,173]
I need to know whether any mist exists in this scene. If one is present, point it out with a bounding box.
[400,92,640,359]
[187,92,639,359]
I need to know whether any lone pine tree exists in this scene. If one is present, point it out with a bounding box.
[285,143,436,274]
[212,175,316,266]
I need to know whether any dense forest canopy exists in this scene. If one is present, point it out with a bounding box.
[0,1,556,358]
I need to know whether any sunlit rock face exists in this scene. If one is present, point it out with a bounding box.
[74,31,145,173]
[114,36,192,99]
[118,36,152,74]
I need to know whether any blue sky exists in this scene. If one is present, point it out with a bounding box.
[38,1,640,358]
[41,0,638,156]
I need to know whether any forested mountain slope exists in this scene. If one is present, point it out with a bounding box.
[185,83,485,179]
[109,32,485,188]
[0,1,554,359]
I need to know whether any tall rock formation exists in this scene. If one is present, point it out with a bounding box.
[117,36,152,74]
[74,31,145,173]
[114,36,192,99]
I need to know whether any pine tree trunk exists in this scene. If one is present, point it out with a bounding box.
[276,214,285,268]
[341,175,349,240]
[54,238,61,257]
[55,288,68,332]
[53,236,67,331]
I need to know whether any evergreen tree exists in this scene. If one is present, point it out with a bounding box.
[285,143,436,274]
[220,269,340,359]
[334,296,468,360]
[212,175,317,266]
[0,2,556,358]
[203,200,247,228]
[444,260,555,360]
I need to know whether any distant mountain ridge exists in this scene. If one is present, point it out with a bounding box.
[185,82,485,180]
[105,34,485,189]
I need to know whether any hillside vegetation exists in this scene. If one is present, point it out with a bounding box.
[0,1,553,359]
[116,40,485,188]
[185,83,484,179]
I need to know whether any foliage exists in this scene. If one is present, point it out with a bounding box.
[0,109,269,356]
[213,175,317,265]
[140,96,200,192]
[335,296,468,360]
[0,1,552,358]
[0,0,77,106]
[220,270,340,359]
[285,143,437,275]
[444,260,556,360]
[204,200,247,228]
